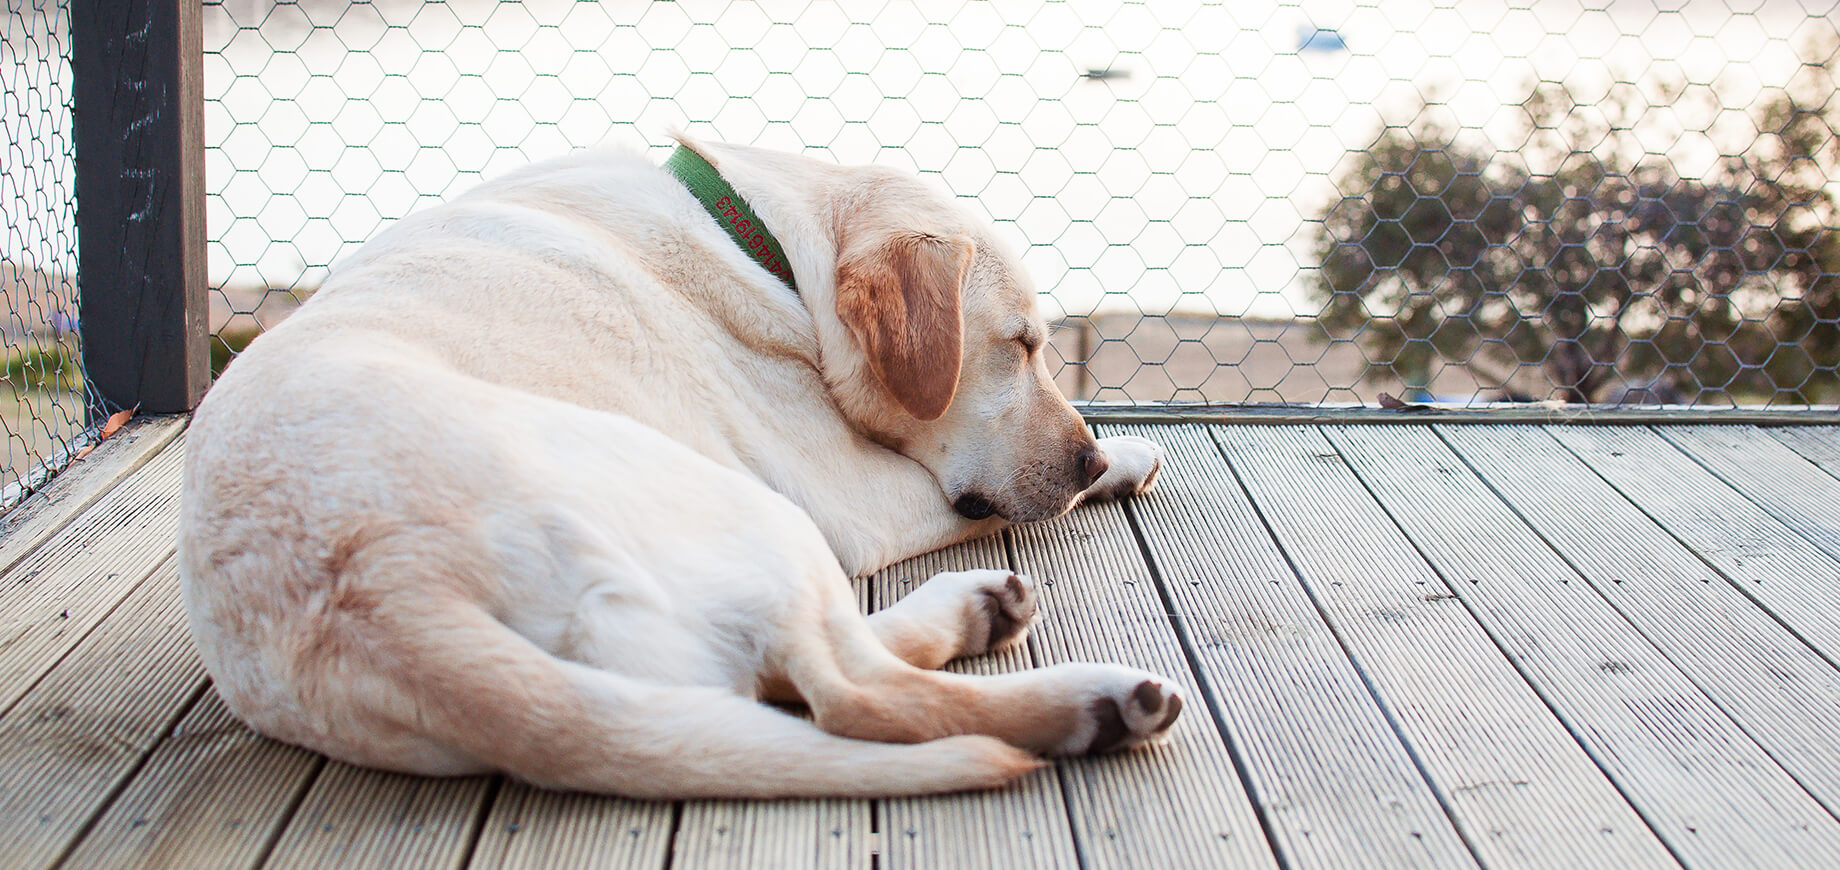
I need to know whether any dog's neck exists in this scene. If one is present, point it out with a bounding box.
[665,145,800,296]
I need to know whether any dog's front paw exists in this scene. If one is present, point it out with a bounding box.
[934,569,1037,657]
[1085,436,1164,502]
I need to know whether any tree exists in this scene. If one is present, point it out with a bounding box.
[1309,50,1839,404]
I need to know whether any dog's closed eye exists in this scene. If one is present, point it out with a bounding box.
[1013,329,1044,356]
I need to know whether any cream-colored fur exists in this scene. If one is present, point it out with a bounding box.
[178,137,1176,799]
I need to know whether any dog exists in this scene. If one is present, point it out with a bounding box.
[178,136,1178,799]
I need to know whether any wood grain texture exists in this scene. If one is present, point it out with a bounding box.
[1766,425,1840,478]
[1122,423,1659,869]
[672,799,869,870]
[1330,424,1840,867]
[467,783,672,870]
[1548,426,1840,666]
[1010,493,1278,870]
[261,764,495,870]
[0,415,185,578]
[61,688,322,870]
[868,534,1080,870]
[11,421,1840,867]
[1658,426,1840,562]
[72,0,211,414]
[0,557,205,870]
[1443,424,1840,820]
[0,435,187,716]
[1217,425,1676,869]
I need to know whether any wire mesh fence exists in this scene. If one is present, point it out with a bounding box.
[2,1,90,508]
[202,0,1838,408]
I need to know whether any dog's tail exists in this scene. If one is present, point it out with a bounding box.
[315,597,1043,799]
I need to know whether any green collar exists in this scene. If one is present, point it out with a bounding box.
[664,145,800,295]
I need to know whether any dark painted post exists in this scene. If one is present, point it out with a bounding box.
[71,0,208,418]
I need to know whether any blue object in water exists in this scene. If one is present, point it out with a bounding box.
[1297,27,1347,54]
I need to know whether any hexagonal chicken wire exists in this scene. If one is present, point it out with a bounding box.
[202,0,1840,408]
[1,1,91,507]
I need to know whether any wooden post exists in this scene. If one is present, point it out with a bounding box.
[71,0,208,418]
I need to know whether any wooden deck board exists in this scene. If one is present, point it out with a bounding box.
[1658,426,1840,563]
[61,688,322,870]
[0,436,187,715]
[1442,425,1840,820]
[1329,424,1840,867]
[6,421,1840,867]
[1548,426,1840,666]
[466,783,672,870]
[1106,423,1497,869]
[1217,425,1689,869]
[261,764,495,869]
[1767,425,1840,479]
[0,416,185,580]
[0,557,205,870]
[868,535,1081,870]
[672,799,868,870]
[1009,493,1279,870]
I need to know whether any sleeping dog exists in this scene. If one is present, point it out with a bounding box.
[179,137,1177,798]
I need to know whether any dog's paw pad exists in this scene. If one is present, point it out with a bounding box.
[972,571,1038,655]
[1063,675,1183,755]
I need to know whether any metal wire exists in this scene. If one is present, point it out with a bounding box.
[1,0,89,510]
[201,0,1840,409]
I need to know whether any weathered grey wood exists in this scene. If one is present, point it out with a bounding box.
[1548,426,1840,666]
[467,783,672,870]
[1009,495,1278,870]
[61,688,322,870]
[1767,426,1840,479]
[1443,424,1840,820]
[1215,425,1675,868]
[0,415,185,577]
[261,764,494,869]
[1078,403,1840,427]
[1330,424,1840,866]
[672,799,869,870]
[0,435,186,715]
[868,535,1080,870]
[1117,423,1666,868]
[0,557,205,870]
[1659,426,1840,562]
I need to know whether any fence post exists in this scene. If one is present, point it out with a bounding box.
[71,0,208,418]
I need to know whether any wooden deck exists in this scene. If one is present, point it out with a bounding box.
[4,417,1840,869]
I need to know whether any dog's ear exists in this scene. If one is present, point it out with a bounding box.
[835,231,971,421]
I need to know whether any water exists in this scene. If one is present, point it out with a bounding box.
[3,0,1831,323]
[195,0,1832,322]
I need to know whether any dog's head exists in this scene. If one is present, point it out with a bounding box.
[819,168,1106,524]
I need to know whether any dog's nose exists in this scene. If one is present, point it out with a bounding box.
[953,493,999,520]
[1077,447,1109,488]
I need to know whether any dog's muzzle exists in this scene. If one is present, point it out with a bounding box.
[952,493,999,520]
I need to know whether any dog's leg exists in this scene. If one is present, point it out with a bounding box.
[867,569,1037,670]
[772,568,1183,756]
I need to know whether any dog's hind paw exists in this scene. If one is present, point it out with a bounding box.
[1043,664,1185,756]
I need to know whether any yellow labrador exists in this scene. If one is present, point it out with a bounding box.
[178,137,1175,799]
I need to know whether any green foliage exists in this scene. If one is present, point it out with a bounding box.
[211,323,262,378]
[4,342,84,391]
[1310,53,1840,404]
